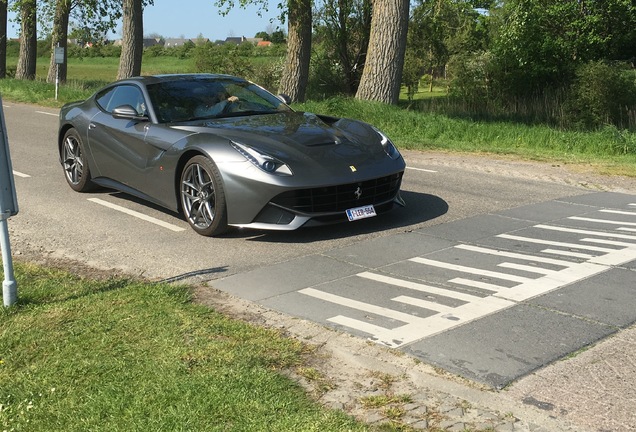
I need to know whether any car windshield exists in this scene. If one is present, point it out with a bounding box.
[146,77,292,123]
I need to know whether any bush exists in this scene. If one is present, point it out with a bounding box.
[564,61,636,130]
[192,42,253,77]
[305,44,351,100]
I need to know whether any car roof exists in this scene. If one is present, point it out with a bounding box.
[115,73,245,87]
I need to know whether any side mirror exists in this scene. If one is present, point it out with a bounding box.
[112,105,148,121]
[277,94,292,105]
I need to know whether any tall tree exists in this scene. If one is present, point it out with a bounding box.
[46,0,71,84]
[16,0,37,80]
[278,0,312,102]
[117,0,144,79]
[44,0,128,84]
[355,0,409,104]
[316,0,372,94]
[0,0,7,78]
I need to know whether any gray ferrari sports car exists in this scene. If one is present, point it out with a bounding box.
[58,74,406,236]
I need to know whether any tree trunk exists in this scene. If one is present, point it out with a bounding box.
[278,0,311,102]
[0,0,7,78]
[355,0,409,104]
[15,0,37,80]
[117,0,144,80]
[47,0,72,84]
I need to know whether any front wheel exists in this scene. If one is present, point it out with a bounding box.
[180,156,228,236]
[61,128,95,192]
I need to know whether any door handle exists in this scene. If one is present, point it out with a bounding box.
[89,123,96,129]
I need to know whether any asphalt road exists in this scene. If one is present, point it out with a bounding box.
[4,101,636,393]
[4,101,585,282]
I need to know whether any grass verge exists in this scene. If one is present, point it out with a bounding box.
[0,263,367,431]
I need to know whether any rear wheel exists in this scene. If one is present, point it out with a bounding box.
[62,128,94,192]
[180,156,228,236]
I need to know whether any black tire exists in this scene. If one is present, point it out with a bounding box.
[61,128,95,192]
[180,155,228,236]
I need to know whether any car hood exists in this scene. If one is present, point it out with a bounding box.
[171,111,401,177]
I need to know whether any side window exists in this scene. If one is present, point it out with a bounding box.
[105,85,147,116]
[95,87,116,111]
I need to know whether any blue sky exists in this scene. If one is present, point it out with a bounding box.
[7,0,284,41]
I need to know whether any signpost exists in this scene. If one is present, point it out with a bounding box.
[55,45,65,100]
[0,96,19,306]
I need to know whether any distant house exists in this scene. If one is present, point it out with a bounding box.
[222,36,266,46]
[223,36,247,45]
[164,38,191,48]
[257,40,272,47]
[143,38,163,48]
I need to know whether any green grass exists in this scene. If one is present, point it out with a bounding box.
[0,263,368,432]
[297,97,636,177]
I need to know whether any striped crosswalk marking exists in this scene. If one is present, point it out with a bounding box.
[300,204,636,347]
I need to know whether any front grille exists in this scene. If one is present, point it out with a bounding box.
[271,172,403,214]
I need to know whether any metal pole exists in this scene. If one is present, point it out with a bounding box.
[1,211,17,307]
[55,63,59,100]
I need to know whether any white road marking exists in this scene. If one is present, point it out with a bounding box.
[448,277,505,293]
[88,198,186,232]
[357,271,481,302]
[541,249,594,259]
[12,170,30,178]
[569,216,636,227]
[392,295,457,313]
[600,209,636,216]
[409,257,534,283]
[455,244,573,266]
[535,224,636,241]
[300,204,636,348]
[498,262,558,275]
[406,166,438,173]
[36,111,58,117]
[497,234,617,253]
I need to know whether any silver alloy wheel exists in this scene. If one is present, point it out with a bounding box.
[63,134,84,185]
[181,163,216,229]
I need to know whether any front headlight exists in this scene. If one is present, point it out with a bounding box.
[231,141,293,176]
[373,127,401,160]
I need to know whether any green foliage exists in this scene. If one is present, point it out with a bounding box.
[564,61,636,131]
[192,42,254,77]
[306,42,351,99]
[313,0,371,95]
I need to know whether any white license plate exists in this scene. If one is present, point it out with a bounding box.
[346,204,377,221]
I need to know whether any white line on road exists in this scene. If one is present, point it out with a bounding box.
[12,170,30,178]
[535,224,636,241]
[35,111,58,117]
[497,234,617,253]
[406,166,438,173]
[392,295,456,313]
[409,257,534,283]
[600,209,636,216]
[357,271,480,302]
[448,277,506,293]
[498,262,558,275]
[455,244,574,266]
[88,198,186,232]
[569,216,636,227]
[541,249,594,259]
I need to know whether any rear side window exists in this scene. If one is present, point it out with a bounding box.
[95,85,147,116]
